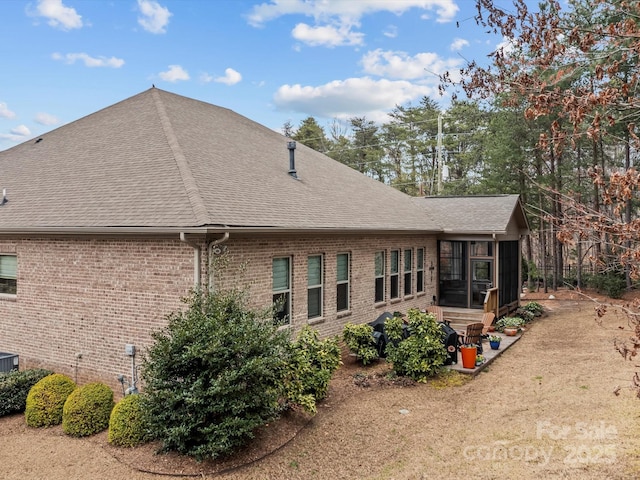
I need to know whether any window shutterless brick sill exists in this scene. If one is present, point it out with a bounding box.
[337,310,352,319]
[403,295,414,301]
[390,298,401,305]
[374,301,387,309]
[307,317,325,326]
[0,294,16,302]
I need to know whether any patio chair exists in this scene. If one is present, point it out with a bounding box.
[481,312,496,335]
[457,322,484,354]
[426,305,444,322]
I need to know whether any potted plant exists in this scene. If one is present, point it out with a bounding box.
[496,316,525,336]
[488,335,502,350]
[459,344,477,369]
[475,354,485,366]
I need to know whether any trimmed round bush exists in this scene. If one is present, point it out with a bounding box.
[108,394,150,447]
[25,373,76,427]
[0,369,53,417]
[62,382,114,437]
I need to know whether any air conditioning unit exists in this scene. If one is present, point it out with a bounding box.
[0,352,19,373]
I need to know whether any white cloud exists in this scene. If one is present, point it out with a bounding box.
[273,77,435,122]
[247,0,458,26]
[247,0,458,48]
[0,125,32,142]
[361,48,462,80]
[51,52,125,68]
[137,0,172,34]
[0,103,16,119]
[292,22,363,47]
[30,0,83,30]
[11,125,31,136]
[383,25,398,38]
[450,37,469,51]
[35,112,60,126]
[215,68,242,85]
[159,65,190,82]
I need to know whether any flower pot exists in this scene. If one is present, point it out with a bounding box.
[460,346,477,369]
[489,340,501,350]
[503,327,518,336]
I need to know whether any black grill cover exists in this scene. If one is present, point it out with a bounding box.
[439,322,458,365]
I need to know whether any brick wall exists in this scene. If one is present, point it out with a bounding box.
[214,233,438,339]
[0,232,437,391]
[0,236,194,392]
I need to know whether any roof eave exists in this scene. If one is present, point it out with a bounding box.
[0,225,442,236]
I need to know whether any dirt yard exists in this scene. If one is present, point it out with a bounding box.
[2,291,640,479]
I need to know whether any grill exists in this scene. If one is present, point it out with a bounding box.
[439,322,458,365]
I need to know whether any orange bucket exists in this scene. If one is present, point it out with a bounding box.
[460,345,477,369]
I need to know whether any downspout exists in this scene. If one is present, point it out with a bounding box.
[208,231,230,292]
[180,232,202,288]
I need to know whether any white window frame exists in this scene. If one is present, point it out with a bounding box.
[307,254,323,319]
[374,251,385,303]
[272,256,292,325]
[416,247,425,293]
[0,254,17,296]
[336,253,350,312]
[404,248,413,296]
[390,249,400,299]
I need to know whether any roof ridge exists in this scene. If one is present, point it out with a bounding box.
[151,88,210,225]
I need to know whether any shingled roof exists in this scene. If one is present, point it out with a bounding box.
[0,88,440,234]
[412,194,529,235]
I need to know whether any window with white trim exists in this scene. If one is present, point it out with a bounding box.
[374,251,385,303]
[390,250,400,299]
[336,253,350,312]
[404,248,413,295]
[416,248,425,293]
[307,255,323,319]
[0,255,16,295]
[272,257,291,325]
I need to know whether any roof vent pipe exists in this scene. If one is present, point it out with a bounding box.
[287,141,298,179]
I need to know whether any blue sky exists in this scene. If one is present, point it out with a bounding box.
[0,0,510,151]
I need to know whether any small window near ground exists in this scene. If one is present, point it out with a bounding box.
[272,257,291,325]
[0,255,17,295]
[307,255,323,319]
[375,251,385,303]
[337,253,350,312]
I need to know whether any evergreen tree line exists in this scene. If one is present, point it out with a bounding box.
[284,0,640,294]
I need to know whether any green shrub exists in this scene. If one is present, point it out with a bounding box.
[62,382,114,437]
[604,274,626,299]
[283,326,341,413]
[342,322,379,365]
[108,394,150,447]
[515,308,535,323]
[583,272,626,298]
[25,373,76,427]
[142,289,291,461]
[384,309,448,382]
[521,301,544,317]
[0,369,53,417]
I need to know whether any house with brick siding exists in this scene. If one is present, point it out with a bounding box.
[0,88,528,388]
